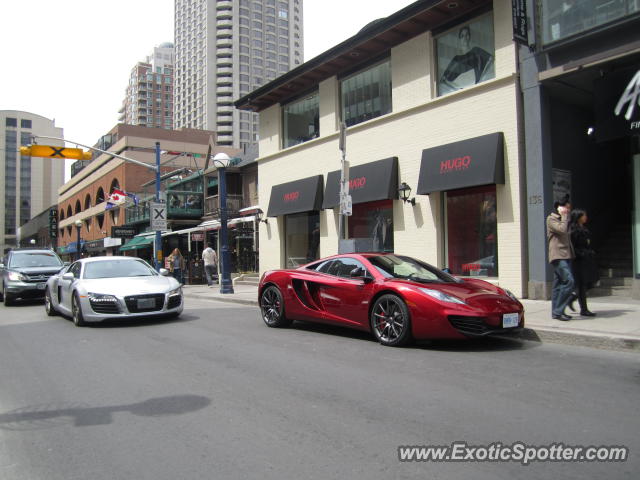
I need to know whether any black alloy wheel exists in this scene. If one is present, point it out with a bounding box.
[260,286,291,328]
[370,294,412,347]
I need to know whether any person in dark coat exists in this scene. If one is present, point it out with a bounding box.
[569,209,598,316]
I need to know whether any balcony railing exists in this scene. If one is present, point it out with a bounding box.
[124,191,204,225]
[204,194,243,218]
[540,0,640,45]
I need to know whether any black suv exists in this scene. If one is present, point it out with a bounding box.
[0,248,64,306]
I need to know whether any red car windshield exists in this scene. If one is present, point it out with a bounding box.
[367,255,458,284]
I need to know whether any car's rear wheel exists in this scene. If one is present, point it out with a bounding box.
[45,288,58,316]
[3,285,14,306]
[260,285,291,327]
[370,294,412,347]
[72,293,86,327]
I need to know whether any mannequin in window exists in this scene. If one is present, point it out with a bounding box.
[440,26,493,92]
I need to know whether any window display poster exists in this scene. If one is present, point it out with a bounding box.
[437,14,495,96]
[552,168,572,204]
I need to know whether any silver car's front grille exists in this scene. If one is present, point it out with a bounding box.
[124,294,165,313]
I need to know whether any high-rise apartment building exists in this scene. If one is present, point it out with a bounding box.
[1,111,65,252]
[173,0,304,152]
[119,43,175,130]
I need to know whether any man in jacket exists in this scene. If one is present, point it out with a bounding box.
[546,197,576,320]
[202,243,218,287]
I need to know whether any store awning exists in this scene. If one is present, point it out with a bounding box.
[119,235,154,251]
[322,157,398,209]
[267,175,323,217]
[416,132,505,195]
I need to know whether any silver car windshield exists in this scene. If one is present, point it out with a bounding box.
[10,253,63,268]
[83,260,157,279]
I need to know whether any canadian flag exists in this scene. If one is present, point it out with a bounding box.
[105,189,126,210]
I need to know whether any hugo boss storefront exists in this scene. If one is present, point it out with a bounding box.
[323,157,398,253]
[417,132,505,278]
[267,175,323,268]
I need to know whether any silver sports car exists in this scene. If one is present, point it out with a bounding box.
[44,256,183,326]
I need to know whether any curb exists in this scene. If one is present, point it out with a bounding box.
[517,327,640,353]
[184,292,640,354]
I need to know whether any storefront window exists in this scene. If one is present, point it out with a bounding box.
[340,59,392,127]
[540,0,639,45]
[283,91,319,148]
[285,212,320,267]
[348,200,393,252]
[446,185,497,277]
[436,14,495,96]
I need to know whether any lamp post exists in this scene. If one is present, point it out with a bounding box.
[212,152,234,294]
[74,219,83,261]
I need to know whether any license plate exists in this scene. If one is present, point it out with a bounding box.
[37,283,46,290]
[502,313,519,328]
[137,298,156,309]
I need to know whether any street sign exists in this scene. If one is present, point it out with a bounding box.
[19,145,92,160]
[340,194,353,216]
[111,226,136,238]
[49,208,58,238]
[150,202,167,231]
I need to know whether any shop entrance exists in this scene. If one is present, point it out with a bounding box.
[543,65,637,297]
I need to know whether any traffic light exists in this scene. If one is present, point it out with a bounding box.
[19,145,92,160]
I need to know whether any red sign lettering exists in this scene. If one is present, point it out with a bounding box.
[440,155,472,174]
[284,191,299,202]
[349,176,367,189]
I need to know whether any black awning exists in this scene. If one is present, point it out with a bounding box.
[266,175,324,217]
[322,157,398,209]
[417,132,505,195]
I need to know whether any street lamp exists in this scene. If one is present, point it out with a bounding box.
[212,152,234,294]
[74,219,83,261]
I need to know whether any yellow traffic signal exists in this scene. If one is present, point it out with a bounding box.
[19,145,92,160]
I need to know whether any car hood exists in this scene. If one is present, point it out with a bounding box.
[12,266,64,275]
[80,276,179,295]
[388,278,520,310]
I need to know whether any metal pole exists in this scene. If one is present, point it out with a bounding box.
[154,142,162,271]
[338,122,349,248]
[218,164,234,294]
[76,225,81,261]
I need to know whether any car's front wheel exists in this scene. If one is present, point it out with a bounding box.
[370,294,412,347]
[45,288,58,317]
[72,293,86,327]
[260,285,291,328]
[3,284,14,306]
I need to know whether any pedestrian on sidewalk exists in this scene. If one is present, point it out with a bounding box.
[167,248,185,285]
[202,243,218,287]
[569,209,598,317]
[546,196,576,321]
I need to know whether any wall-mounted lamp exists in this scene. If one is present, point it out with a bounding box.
[398,182,416,206]
[255,209,269,224]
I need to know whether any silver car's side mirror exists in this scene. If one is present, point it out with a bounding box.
[62,272,75,280]
[159,268,169,276]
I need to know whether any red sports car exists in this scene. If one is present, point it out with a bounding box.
[258,253,524,346]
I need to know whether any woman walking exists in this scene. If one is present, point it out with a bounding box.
[569,209,598,316]
[167,248,185,285]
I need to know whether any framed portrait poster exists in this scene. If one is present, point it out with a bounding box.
[436,14,496,96]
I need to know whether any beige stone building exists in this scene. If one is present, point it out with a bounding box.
[236,0,527,296]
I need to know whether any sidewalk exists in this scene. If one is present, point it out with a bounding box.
[182,284,640,353]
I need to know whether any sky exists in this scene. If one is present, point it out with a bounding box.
[1,0,414,152]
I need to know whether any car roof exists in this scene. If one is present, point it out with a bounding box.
[78,256,142,263]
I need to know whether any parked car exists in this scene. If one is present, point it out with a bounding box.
[258,253,523,346]
[44,256,183,326]
[1,248,65,306]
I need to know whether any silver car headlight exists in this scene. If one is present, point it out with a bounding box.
[88,292,118,303]
[7,271,27,282]
[419,288,466,305]
[168,287,182,297]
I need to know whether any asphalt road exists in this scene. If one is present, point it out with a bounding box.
[0,298,638,480]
